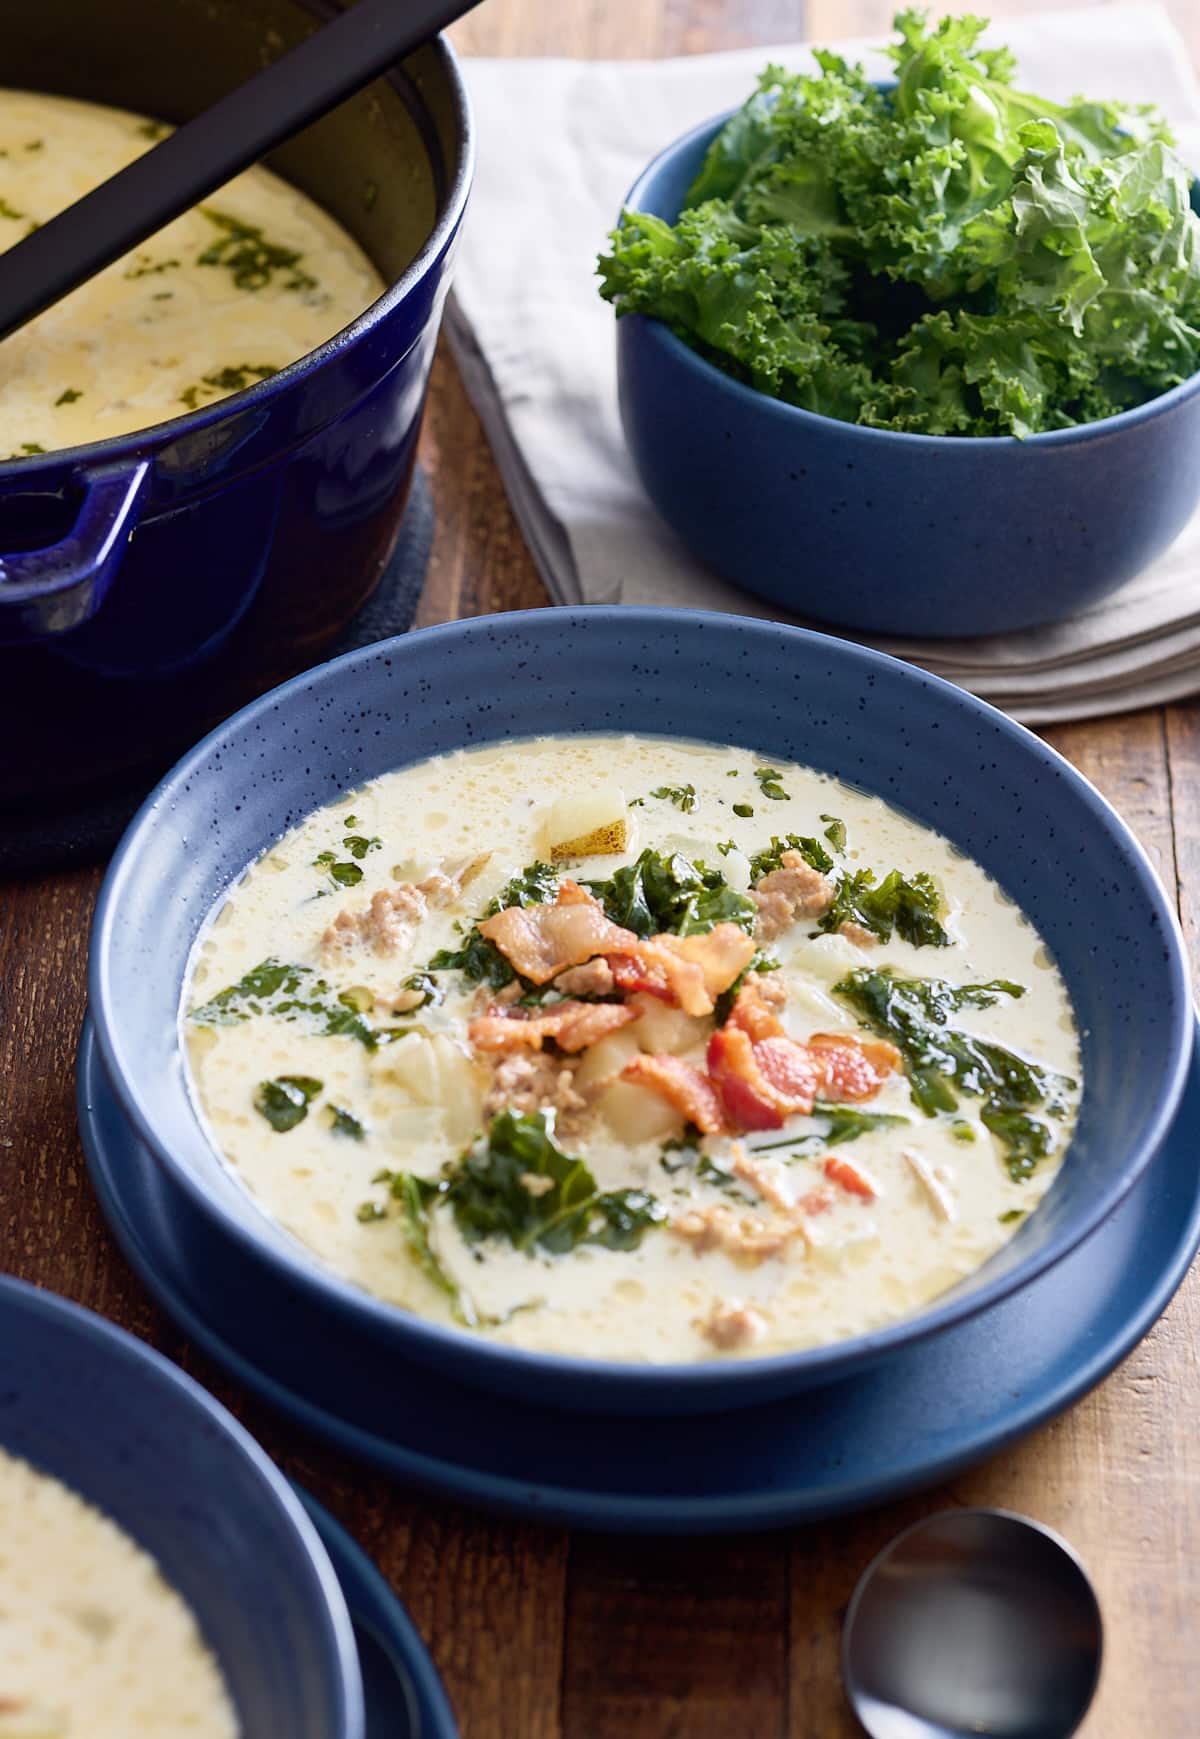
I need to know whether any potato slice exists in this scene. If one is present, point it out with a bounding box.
[596,1079,683,1143]
[541,787,628,860]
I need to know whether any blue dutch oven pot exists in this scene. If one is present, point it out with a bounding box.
[0,0,472,806]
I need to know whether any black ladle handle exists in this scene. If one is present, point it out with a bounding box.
[0,0,481,343]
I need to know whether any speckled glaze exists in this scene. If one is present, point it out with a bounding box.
[616,113,1200,638]
[0,7,473,805]
[87,608,1193,1415]
[0,1276,364,1736]
[78,1014,1200,1530]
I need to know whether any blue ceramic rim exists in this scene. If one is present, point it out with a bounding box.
[0,1274,366,1729]
[0,35,474,476]
[294,1488,459,1737]
[88,605,1194,1401]
[620,107,1200,450]
[79,1014,1200,1529]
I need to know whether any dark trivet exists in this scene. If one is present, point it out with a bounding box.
[1,466,434,878]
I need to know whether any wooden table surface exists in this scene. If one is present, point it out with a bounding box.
[6,2,1200,1733]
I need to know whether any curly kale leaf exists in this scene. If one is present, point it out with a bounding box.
[586,848,756,939]
[416,1111,666,1258]
[818,867,950,947]
[748,834,834,880]
[833,967,1072,1179]
[597,10,1199,437]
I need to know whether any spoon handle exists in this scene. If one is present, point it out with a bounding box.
[0,0,480,342]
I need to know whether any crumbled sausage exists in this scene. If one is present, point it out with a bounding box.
[483,1050,589,1135]
[752,852,835,942]
[321,857,487,963]
[696,1297,768,1350]
[554,957,616,997]
[838,921,878,948]
[671,1202,811,1263]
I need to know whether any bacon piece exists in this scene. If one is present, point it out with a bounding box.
[621,1053,726,1136]
[808,1033,899,1102]
[479,882,639,985]
[606,923,755,1018]
[469,999,639,1055]
[823,1155,877,1200]
[726,980,786,1042]
[707,1026,821,1129]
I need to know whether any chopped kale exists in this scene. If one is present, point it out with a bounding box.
[401,969,444,1010]
[754,767,790,801]
[651,783,698,813]
[436,1110,666,1256]
[190,955,412,1051]
[748,833,835,880]
[819,867,950,947]
[254,1075,322,1132]
[586,847,756,939]
[328,1105,366,1141]
[821,814,847,851]
[833,967,1070,1181]
[712,950,779,1023]
[313,850,364,888]
[747,1100,908,1156]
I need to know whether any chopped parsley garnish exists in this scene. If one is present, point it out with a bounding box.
[754,767,790,801]
[357,1200,387,1222]
[0,197,24,222]
[136,120,170,141]
[254,1074,323,1132]
[197,208,317,292]
[833,968,1070,1180]
[715,839,737,856]
[17,443,44,456]
[821,815,847,851]
[55,388,82,406]
[732,803,754,819]
[342,833,381,861]
[999,1208,1027,1224]
[651,783,698,813]
[749,834,834,879]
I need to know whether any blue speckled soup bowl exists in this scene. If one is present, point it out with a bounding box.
[0,1276,364,1735]
[88,609,1192,1416]
[616,113,1200,638]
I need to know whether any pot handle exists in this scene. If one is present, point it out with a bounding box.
[0,458,151,645]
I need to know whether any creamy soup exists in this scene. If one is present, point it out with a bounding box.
[0,90,383,456]
[184,737,1081,1363]
[0,1446,239,1737]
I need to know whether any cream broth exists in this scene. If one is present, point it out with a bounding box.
[0,1447,239,1737]
[0,90,383,456]
[184,736,1081,1363]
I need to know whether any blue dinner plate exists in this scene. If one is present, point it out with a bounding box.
[79,1017,1200,1535]
[298,1491,457,1739]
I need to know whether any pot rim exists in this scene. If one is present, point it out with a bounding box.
[0,32,475,475]
[620,106,1200,451]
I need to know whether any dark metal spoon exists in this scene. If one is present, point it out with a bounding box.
[842,1509,1103,1739]
[0,0,482,342]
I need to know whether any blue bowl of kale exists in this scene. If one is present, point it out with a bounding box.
[601,13,1200,637]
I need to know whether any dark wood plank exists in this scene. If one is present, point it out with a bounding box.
[562,1532,789,1738]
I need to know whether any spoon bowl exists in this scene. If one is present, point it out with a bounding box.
[842,1509,1103,1739]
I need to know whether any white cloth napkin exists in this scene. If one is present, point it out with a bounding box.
[448,7,1200,724]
